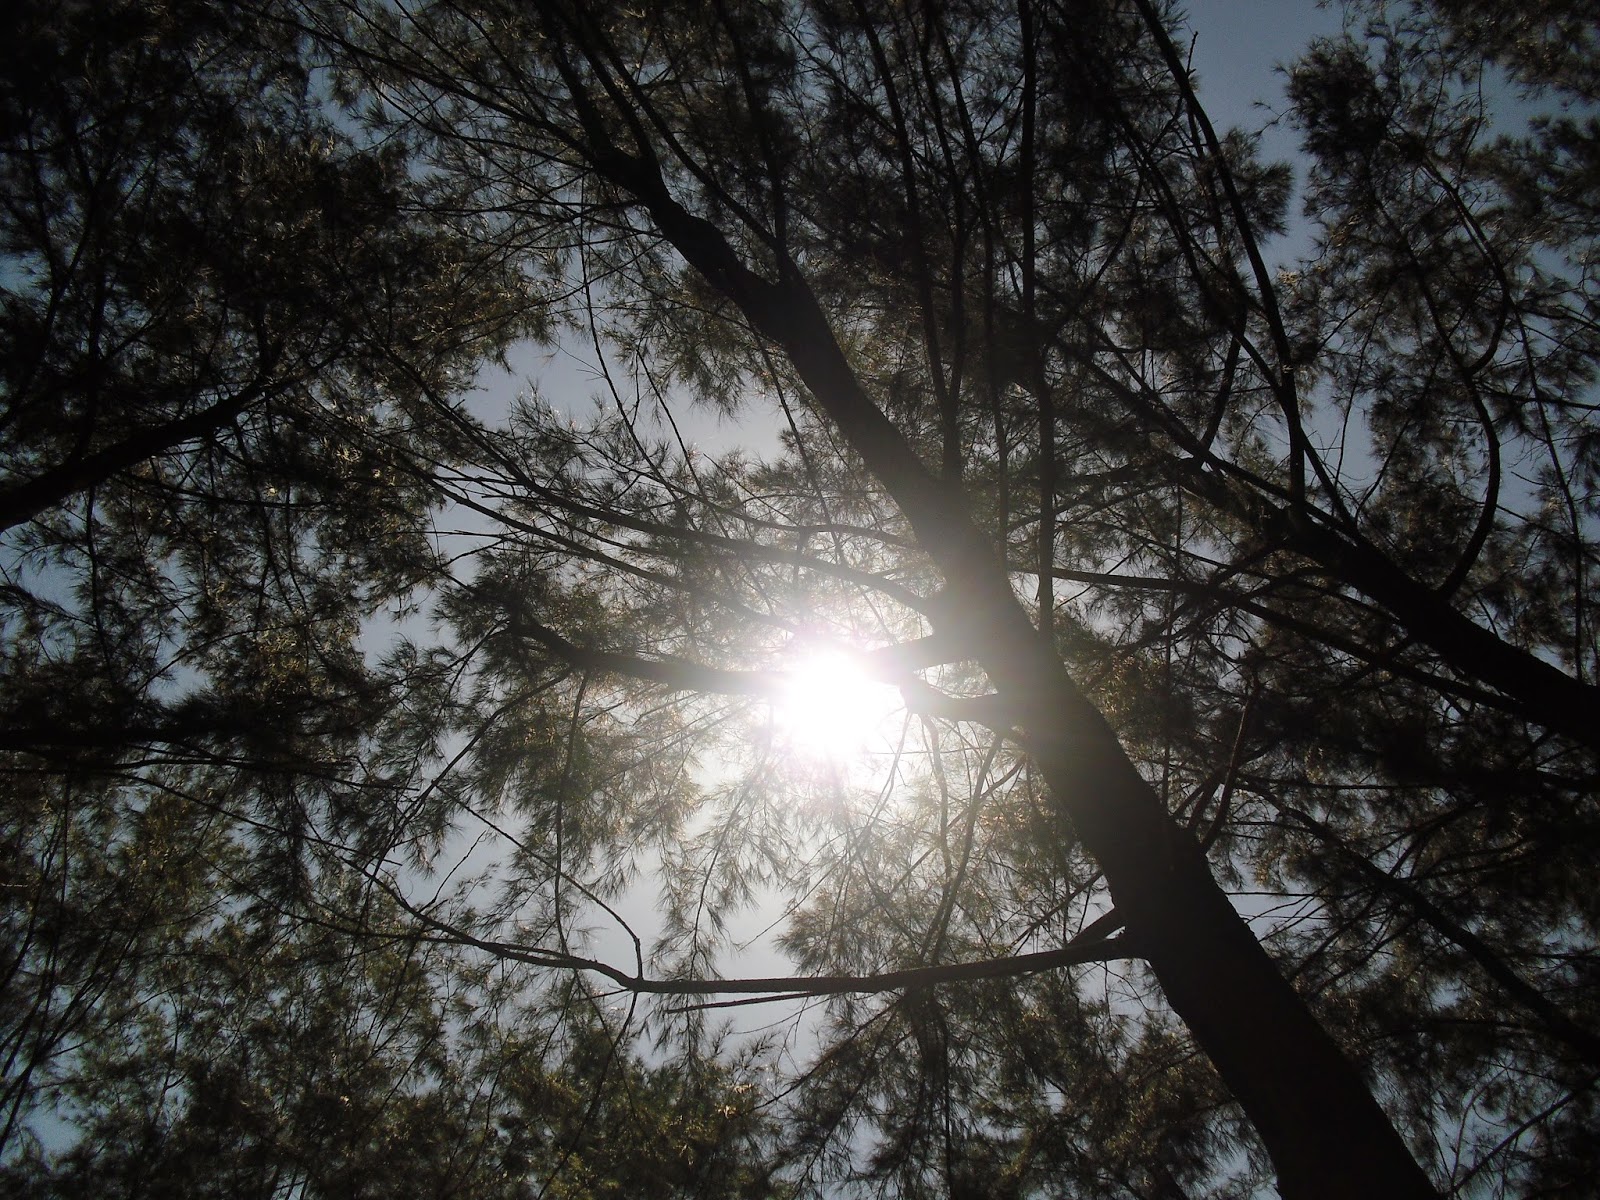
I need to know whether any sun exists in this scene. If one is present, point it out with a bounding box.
[772,647,903,762]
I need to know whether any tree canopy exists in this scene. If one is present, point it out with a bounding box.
[3,0,1598,1197]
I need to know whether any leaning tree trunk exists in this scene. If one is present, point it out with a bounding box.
[598,153,1439,1198]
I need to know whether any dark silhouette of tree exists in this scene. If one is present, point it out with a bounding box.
[5,0,1598,1197]
[0,0,536,765]
[0,0,547,1186]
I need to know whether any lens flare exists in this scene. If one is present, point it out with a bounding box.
[772,648,901,761]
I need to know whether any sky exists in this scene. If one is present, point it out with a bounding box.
[1183,0,1346,260]
[1184,0,1344,127]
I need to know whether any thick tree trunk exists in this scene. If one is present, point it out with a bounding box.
[571,88,1440,1200]
[819,319,1438,1196]
[871,410,1440,1199]
[970,583,1438,1200]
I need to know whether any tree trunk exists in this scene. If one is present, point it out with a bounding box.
[567,76,1440,1200]
[671,224,1430,1200]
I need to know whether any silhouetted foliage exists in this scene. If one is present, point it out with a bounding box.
[4,0,1598,1197]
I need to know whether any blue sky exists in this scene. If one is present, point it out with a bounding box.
[1185,0,1343,120]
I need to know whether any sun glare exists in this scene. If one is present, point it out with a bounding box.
[773,648,902,762]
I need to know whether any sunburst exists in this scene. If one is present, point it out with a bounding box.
[771,647,903,762]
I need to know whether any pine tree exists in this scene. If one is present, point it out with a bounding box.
[6,0,1598,1196]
